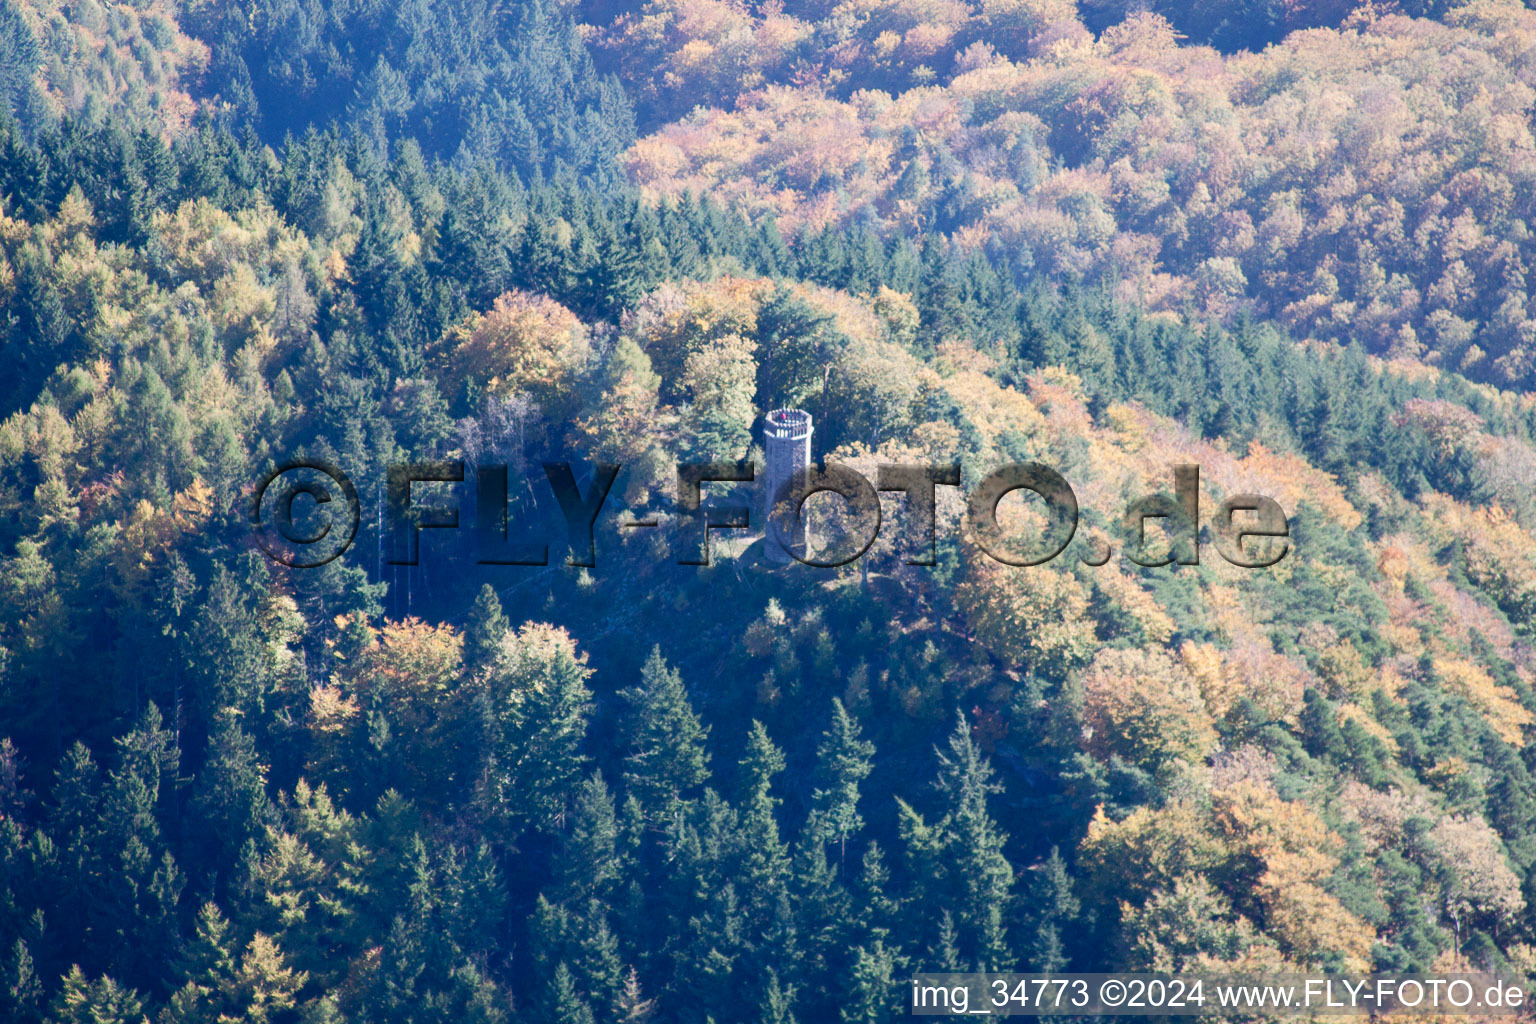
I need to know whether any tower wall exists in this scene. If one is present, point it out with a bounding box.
[763,409,813,563]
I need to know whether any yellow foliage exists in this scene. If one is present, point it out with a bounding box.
[621,2,1536,380]
[55,186,95,238]
[432,290,592,413]
[171,477,215,530]
[572,336,672,466]
[339,618,465,738]
[211,261,277,343]
[1252,854,1374,973]
[303,686,360,800]
[18,0,209,136]
[629,276,772,387]
[1178,640,1306,724]
[1212,779,1376,970]
[1313,638,1371,699]
[152,200,309,290]
[955,556,1095,674]
[1095,569,1176,645]
[927,365,1046,463]
[1432,657,1535,747]
[1336,703,1398,755]
[1180,642,1235,717]
[1079,801,1229,906]
[1457,505,1536,624]
[308,685,359,736]
[1078,646,1217,772]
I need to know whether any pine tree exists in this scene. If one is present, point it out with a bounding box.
[465,584,509,674]
[613,967,655,1024]
[839,940,900,1024]
[1300,688,1348,762]
[549,962,597,1024]
[47,968,142,1024]
[1023,847,1078,971]
[620,647,709,823]
[191,720,270,874]
[758,970,796,1024]
[558,772,620,903]
[805,699,874,867]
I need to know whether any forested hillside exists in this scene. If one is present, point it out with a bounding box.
[621,2,1536,388]
[4,1,1536,1023]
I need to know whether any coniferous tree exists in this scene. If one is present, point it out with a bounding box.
[558,772,621,904]
[805,699,874,867]
[97,705,183,985]
[1,934,43,1024]
[1022,847,1078,971]
[619,648,709,824]
[573,907,624,1022]
[191,721,269,878]
[47,968,142,1024]
[839,940,901,1024]
[475,644,592,838]
[735,723,792,965]
[933,712,1014,971]
[548,962,597,1024]
[613,967,655,1024]
[758,970,796,1024]
[464,585,510,675]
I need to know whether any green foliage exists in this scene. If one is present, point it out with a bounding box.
[619,647,710,822]
[4,2,1536,1018]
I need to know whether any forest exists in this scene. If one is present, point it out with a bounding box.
[4,0,1536,1022]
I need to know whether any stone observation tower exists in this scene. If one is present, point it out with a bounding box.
[763,409,813,563]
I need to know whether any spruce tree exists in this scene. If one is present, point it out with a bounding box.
[191,721,269,876]
[574,906,624,1020]
[758,970,796,1024]
[619,647,709,823]
[613,967,655,1023]
[465,584,510,674]
[735,723,791,959]
[559,772,621,903]
[805,699,874,867]
[98,705,183,985]
[46,968,142,1024]
[839,940,900,1024]
[1022,847,1078,972]
[933,712,1014,971]
[549,962,597,1024]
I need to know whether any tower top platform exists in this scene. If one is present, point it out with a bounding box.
[764,408,813,440]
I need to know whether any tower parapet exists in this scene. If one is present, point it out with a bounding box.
[764,409,813,563]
